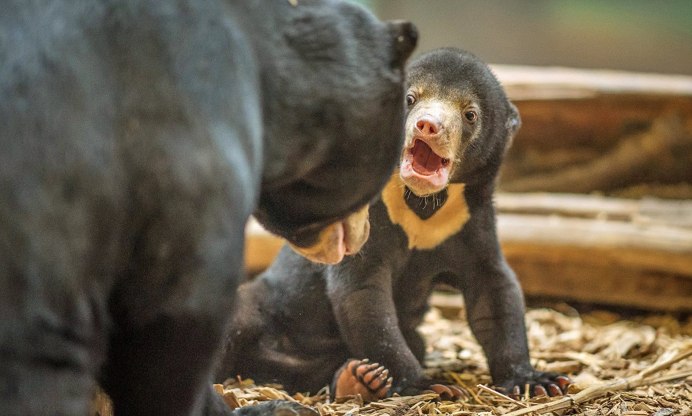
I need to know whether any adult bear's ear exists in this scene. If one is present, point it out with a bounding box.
[387,20,418,67]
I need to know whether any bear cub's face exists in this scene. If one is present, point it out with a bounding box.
[398,49,517,196]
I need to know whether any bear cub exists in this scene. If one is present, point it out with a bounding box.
[220,48,569,401]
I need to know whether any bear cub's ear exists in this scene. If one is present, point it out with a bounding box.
[387,21,418,67]
[504,102,522,152]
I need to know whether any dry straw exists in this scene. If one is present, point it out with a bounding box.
[217,303,692,416]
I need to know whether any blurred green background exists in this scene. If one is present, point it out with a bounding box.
[359,0,692,75]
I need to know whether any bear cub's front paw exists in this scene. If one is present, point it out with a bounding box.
[496,371,571,399]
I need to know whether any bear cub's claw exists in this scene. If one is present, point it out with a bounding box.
[427,383,467,401]
[498,372,571,399]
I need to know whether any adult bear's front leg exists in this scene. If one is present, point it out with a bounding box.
[102,313,235,415]
[100,212,246,415]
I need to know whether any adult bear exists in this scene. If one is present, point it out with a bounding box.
[0,1,416,415]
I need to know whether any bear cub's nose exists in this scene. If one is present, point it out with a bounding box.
[416,116,441,136]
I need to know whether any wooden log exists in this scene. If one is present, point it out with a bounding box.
[493,65,692,152]
[244,220,284,274]
[498,213,692,274]
[498,214,692,311]
[499,114,692,194]
[495,193,692,228]
[489,66,692,198]
[495,193,692,311]
[492,65,692,100]
[244,193,692,311]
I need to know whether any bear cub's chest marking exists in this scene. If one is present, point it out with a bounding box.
[404,187,448,220]
[382,174,469,250]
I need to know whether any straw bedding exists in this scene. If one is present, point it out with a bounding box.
[215,297,691,416]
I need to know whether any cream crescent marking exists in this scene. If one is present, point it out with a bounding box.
[382,173,469,250]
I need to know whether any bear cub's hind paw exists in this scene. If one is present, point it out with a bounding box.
[333,359,392,402]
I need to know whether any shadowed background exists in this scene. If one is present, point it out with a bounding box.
[362,0,692,75]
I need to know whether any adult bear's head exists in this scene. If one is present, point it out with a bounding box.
[253,0,417,264]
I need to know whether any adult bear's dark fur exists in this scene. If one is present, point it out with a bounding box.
[0,1,416,415]
[221,48,569,399]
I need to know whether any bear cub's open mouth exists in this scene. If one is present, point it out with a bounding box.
[400,138,452,196]
[410,139,450,176]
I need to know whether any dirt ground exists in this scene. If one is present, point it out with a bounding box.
[215,298,691,416]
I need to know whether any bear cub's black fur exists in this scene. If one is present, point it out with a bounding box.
[221,48,569,399]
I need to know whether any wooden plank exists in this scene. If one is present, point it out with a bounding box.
[494,195,692,310]
[498,215,692,311]
[498,110,692,196]
[244,193,692,311]
[492,65,692,100]
[486,66,692,199]
[493,66,692,155]
[505,246,692,311]
[497,213,692,276]
[244,220,285,274]
[496,192,692,228]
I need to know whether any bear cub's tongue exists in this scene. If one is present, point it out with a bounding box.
[411,139,443,175]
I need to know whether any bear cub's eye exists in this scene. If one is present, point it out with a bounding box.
[406,94,416,106]
[464,110,478,123]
